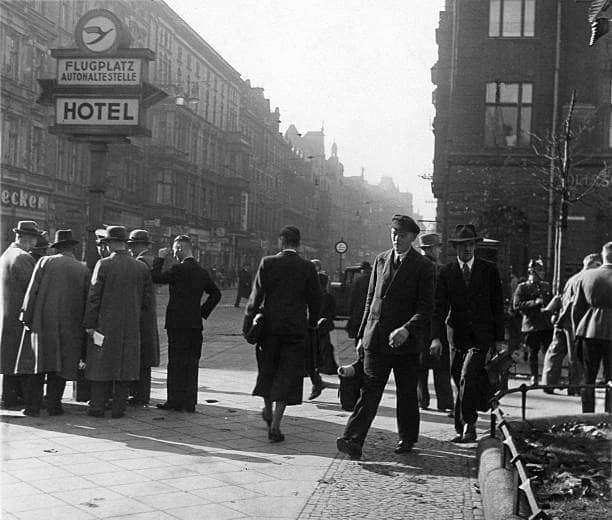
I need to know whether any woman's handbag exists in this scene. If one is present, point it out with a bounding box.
[244,313,265,345]
[337,359,364,411]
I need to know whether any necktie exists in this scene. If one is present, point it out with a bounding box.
[462,262,470,286]
[394,255,401,270]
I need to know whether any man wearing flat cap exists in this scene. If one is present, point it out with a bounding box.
[83,226,154,418]
[0,221,41,410]
[430,224,504,443]
[417,232,454,414]
[244,225,322,442]
[337,215,435,458]
[16,230,90,416]
[127,229,160,405]
[152,234,221,413]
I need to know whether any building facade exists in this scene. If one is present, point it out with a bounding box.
[432,0,612,281]
[1,0,419,278]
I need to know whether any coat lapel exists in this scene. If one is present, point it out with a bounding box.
[380,250,395,296]
[383,248,418,296]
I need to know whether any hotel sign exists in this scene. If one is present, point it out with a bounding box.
[56,98,139,125]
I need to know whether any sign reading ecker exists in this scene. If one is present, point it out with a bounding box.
[56,97,139,125]
[57,58,142,85]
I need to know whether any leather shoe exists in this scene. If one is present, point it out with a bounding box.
[451,433,463,443]
[336,437,362,459]
[459,423,477,443]
[394,441,413,454]
[268,429,285,443]
[156,402,182,411]
[308,383,325,400]
[21,408,40,417]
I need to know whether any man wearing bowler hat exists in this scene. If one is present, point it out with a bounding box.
[337,215,435,458]
[83,226,154,418]
[127,229,160,405]
[152,234,221,413]
[430,224,504,443]
[418,232,454,414]
[0,221,41,410]
[16,230,90,416]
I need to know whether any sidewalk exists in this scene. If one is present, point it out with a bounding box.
[0,290,591,519]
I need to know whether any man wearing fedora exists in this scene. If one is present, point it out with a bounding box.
[337,215,435,458]
[127,229,160,406]
[95,228,110,260]
[152,234,221,413]
[83,226,154,418]
[430,224,504,443]
[418,232,454,414]
[30,231,50,261]
[15,230,89,416]
[0,221,41,409]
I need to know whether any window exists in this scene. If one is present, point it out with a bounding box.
[4,34,19,79]
[609,81,612,149]
[156,171,174,205]
[489,0,535,37]
[485,82,532,147]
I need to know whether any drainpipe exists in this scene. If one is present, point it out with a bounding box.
[546,0,562,278]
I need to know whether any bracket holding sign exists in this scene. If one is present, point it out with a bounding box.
[36,8,167,271]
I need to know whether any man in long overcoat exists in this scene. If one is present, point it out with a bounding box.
[337,215,435,459]
[83,226,154,418]
[430,225,504,443]
[15,230,89,415]
[234,264,252,308]
[0,221,40,409]
[244,225,322,442]
[346,261,372,342]
[127,229,160,405]
[572,242,612,413]
[152,235,221,413]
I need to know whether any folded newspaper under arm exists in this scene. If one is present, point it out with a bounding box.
[93,330,104,347]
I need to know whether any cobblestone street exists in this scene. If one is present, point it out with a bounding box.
[1,289,588,519]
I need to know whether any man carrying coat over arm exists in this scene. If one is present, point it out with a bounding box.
[337,215,435,459]
[430,225,505,443]
[152,235,221,413]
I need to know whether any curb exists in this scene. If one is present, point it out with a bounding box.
[477,437,522,520]
[477,413,609,520]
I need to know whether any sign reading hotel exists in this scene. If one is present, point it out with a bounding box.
[56,98,139,125]
[37,8,166,138]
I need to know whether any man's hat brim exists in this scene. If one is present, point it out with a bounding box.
[13,228,41,237]
[449,236,484,244]
[126,239,151,244]
[50,239,79,248]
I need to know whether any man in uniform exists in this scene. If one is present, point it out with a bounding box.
[0,221,41,410]
[83,226,154,418]
[430,225,504,443]
[245,226,322,442]
[572,242,612,413]
[418,232,454,414]
[337,215,435,458]
[127,229,160,405]
[152,235,221,412]
[16,230,89,416]
[513,258,553,385]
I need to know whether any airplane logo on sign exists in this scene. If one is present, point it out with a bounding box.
[83,25,115,46]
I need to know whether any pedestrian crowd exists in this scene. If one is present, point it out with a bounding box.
[1,217,610,458]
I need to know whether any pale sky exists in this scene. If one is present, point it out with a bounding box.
[165,0,446,218]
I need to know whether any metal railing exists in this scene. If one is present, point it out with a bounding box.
[488,382,611,520]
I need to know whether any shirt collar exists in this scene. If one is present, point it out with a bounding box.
[182,256,195,263]
[393,247,412,263]
[457,256,474,270]
[282,248,297,253]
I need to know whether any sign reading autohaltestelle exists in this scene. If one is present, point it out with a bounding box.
[56,98,139,125]
[57,58,142,85]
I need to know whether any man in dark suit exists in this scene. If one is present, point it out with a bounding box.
[234,264,252,308]
[572,242,612,413]
[337,215,435,458]
[152,235,221,412]
[417,232,454,413]
[346,261,372,343]
[430,224,504,443]
[244,226,322,442]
